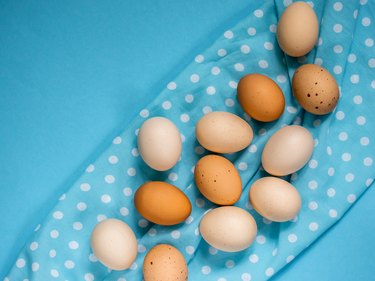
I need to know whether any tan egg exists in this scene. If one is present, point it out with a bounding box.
[134,181,192,225]
[195,111,253,153]
[277,2,319,57]
[237,74,285,122]
[262,125,314,176]
[194,155,242,205]
[199,206,257,252]
[90,219,137,270]
[249,177,301,222]
[143,244,188,281]
[138,117,182,171]
[292,64,339,115]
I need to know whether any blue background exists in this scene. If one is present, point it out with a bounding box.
[0,0,374,280]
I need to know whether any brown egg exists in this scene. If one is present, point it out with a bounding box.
[143,244,188,281]
[237,74,285,122]
[292,64,339,115]
[134,181,192,225]
[194,155,242,205]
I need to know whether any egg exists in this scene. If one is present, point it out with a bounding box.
[277,2,319,57]
[90,219,137,270]
[199,206,257,252]
[134,181,192,225]
[138,117,182,171]
[143,244,188,281]
[249,177,301,222]
[292,64,339,115]
[194,155,242,205]
[262,125,314,176]
[195,111,253,153]
[237,73,285,122]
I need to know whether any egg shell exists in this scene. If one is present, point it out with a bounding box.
[292,64,339,115]
[249,177,302,222]
[195,111,253,154]
[90,219,137,270]
[138,117,182,171]
[194,155,242,205]
[199,206,257,252]
[277,2,319,57]
[262,125,314,176]
[143,244,188,281]
[134,181,192,225]
[237,73,285,122]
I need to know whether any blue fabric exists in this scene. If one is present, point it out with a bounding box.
[3,0,375,280]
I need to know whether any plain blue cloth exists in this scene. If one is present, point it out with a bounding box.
[0,0,374,280]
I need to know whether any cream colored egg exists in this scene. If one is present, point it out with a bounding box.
[195,111,253,154]
[277,2,319,57]
[143,244,188,281]
[90,219,137,270]
[199,206,257,252]
[249,177,301,222]
[262,125,314,176]
[138,117,182,171]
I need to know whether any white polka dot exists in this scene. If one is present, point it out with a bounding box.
[85,164,95,173]
[105,175,115,184]
[287,106,297,114]
[253,9,263,17]
[58,193,66,201]
[308,159,318,169]
[120,207,129,217]
[342,153,351,161]
[353,95,363,104]
[30,241,38,251]
[258,60,268,69]
[241,45,251,54]
[202,106,212,114]
[333,2,343,11]
[195,54,204,63]
[357,116,366,125]
[327,188,336,197]
[139,109,149,118]
[16,258,26,268]
[368,58,375,68]
[206,86,216,95]
[317,37,323,46]
[347,194,356,203]
[309,222,319,231]
[366,178,374,187]
[162,100,172,110]
[249,254,259,263]
[49,249,57,258]
[228,81,237,89]
[308,201,318,210]
[314,57,323,65]
[69,241,79,250]
[365,38,374,47]
[201,266,211,275]
[256,235,266,244]
[247,27,256,36]
[138,219,148,228]
[269,24,277,33]
[225,98,235,107]
[31,262,40,272]
[241,273,252,281]
[360,0,368,4]
[265,267,274,277]
[113,136,122,144]
[168,173,178,181]
[329,209,338,218]
[180,113,190,122]
[238,162,248,171]
[217,49,227,57]
[264,42,273,50]
[130,262,138,271]
[353,9,358,19]
[277,75,287,83]
[351,74,360,84]
[123,187,132,197]
[84,273,94,281]
[225,260,235,268]
[185,245,194,255]
[53,211,64,220]
[286,255,295,263]
[362,17,371,27]
[65,260,75,269]
[364,157,373,166]
[288,234,298,243]
[308,180,318,190]
[148,228,157,237]
[108,155,119,164]
[234,63,245,71]
[224,30,234,39]
[50,230,59,239]
[185,94,194,103]
[209,247,218,255]
[283,0,292,6]
[333,45,343,53]
[211,66,221,75]
[333,65,342,74]
[167,81,177,90]
[50,269,59,278]
[347,53,357,63]
[196,198,205,208]
[127,168,136,176]
[345,173,355,182]
[335,111,345,120]
[131,148,139,157]
[338,132,348,141]
[101,194,111,204]
[333,24,343,33]
[190,74,200,83]
[327,146,333,155]
[73,221,83,230]
[77,202,87,211]
[361,137,370,146]
[248,144,257,153]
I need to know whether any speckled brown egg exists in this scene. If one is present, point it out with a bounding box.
[194,155,242,205]
[143,244,188,281]
[292,64,339,115]
[237,73,285,122]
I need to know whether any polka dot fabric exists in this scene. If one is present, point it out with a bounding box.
[5,0,375,280]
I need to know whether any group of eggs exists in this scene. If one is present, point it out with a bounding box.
[90,2,340,280]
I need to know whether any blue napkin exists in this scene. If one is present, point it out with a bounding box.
[5,0,375,280]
